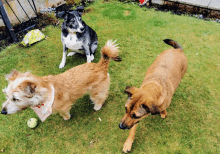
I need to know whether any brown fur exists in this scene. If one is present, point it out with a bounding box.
[119,39,187,153]
[1,40,121,120]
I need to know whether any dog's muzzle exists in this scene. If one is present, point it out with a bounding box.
[119,122,129,130]
[119,121,139,130]
[80,27,85,32]
[1,108,7,115]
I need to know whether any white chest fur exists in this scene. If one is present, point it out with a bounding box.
[62,34,84,51]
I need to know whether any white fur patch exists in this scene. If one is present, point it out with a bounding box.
[86,55,91,63]
[59,51,67,68]
[90,54,94,61]
[76,17,84,33]
[62,34,83,51]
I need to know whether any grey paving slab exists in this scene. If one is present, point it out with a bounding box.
[208,0,220,10]
[161,0,220,11]
[152,0,164,5]
[177,0,211,8]
[150,0,220,11]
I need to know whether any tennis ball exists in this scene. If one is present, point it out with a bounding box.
[27,118,38,128]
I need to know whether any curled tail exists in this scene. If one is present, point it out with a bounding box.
[98,40,121,69]
[163,39,183,51]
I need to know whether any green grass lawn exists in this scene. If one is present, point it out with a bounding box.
[1,1,220,153]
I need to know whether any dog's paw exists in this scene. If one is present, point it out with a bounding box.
[67,52,75,57]
[63,114,71,120]
[123,139,133,153]
[90,54,94,61]
[94,104,102,111]
[160,110,167,119]
[59,62,65,69]
[160,114,166,119]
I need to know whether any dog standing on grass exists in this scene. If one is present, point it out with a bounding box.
[57,6,98,68]
[119,39,187,153]
[1,40,121,122]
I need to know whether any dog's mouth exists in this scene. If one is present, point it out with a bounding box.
[67,28,77,34]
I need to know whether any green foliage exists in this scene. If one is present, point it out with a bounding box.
[0,1,220,153]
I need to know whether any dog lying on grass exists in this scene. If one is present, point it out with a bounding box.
[119,39,187,153]
[1,40,121,122]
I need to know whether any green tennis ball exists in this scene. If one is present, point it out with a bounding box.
[27,118,38,128]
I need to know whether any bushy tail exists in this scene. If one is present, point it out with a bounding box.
[163,39,183,51]
[98,40,121,69]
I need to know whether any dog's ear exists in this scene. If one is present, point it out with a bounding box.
[143,99,160,115]
[63,13,68,21]
[24,82,36,98]
[75,6,84,16]
[142,104,150,113]
[56,11,68,20]
[5,70,19,81]
[124,86,139,97]
[149,104,160,115]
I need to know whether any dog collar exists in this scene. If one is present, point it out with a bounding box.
[31,85,55,122]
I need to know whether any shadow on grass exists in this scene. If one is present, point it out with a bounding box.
[70,95,94,120]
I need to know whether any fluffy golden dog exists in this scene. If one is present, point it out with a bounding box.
[119,39,187,153]
[1,40,121,121]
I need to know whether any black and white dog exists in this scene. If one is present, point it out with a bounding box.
[57,6,98,68]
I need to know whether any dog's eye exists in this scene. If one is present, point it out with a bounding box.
[132,113,138,119]
[13,98,19,101]
[142,104,150,112]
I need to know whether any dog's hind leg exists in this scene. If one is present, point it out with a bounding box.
[59,110,71,120]
[90,41,98,61]
[90,75,110,111]
[59,103,72,120]
[123,123,138,153]
[84,45,92,63]
[59,45,68,68]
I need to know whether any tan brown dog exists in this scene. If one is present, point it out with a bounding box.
[1,40,121,121]
[119,39,187,153]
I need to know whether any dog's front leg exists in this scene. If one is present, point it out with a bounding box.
[59,45,68,68]
[123,123,139,153]
[84,45,92,63]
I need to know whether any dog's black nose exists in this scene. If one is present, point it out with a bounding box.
[80,27,85,32]
[1,108,7,115]
[119,123,126,130]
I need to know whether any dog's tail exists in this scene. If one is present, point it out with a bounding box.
[163,39,183,51]
[98,40,121,69]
